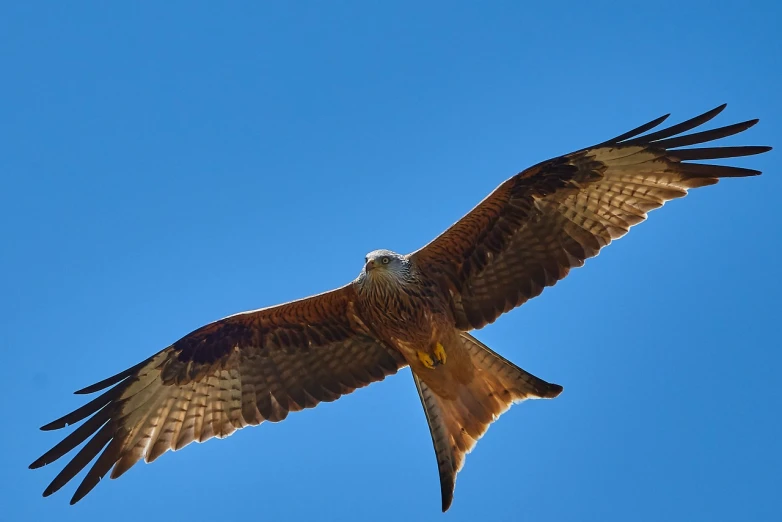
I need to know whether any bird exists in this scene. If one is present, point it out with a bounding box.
[31,104,770,512]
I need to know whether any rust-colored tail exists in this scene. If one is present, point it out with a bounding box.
[413,333,562,511]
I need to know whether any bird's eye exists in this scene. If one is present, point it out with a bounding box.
[381,256,390,264]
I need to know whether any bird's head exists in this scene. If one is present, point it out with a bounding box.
[358,249,412,286]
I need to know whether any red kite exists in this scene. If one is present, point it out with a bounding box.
[31,104,770,511]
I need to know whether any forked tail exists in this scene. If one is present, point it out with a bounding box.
[413,332,562,511]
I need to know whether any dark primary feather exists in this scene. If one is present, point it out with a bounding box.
[73,358,153,395]
[595,112,672,145]
[412,105,770,330]
[31,285,406,504]
[619,103,727,145]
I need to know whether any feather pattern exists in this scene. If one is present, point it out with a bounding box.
[30,285,406,504]
[414,333,562,511]
[412,105,771,329]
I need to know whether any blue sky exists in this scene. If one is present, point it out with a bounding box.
[2,2,780,521]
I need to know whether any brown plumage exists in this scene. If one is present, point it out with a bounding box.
[31,104,770,511]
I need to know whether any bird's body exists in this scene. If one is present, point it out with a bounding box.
[356,252,453,375]
[355,251,449,350]
[31,104,770,512]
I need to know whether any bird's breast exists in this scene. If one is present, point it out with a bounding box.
[358,280,453,347]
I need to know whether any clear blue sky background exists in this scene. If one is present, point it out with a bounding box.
[2,2,780,521]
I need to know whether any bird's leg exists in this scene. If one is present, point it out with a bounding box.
[433,342,447,365]
[417,350,436,370]
[417,342,447,370]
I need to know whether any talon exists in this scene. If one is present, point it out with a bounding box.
[417,350,436,370]
[433,342,447,365]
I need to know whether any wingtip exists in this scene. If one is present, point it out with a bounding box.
[42,483,58,498]
[728,167,764,177]
[40,420,64,431]
[647,113,672,130]
[702,103,728,120]
[743,118,760,129]
[688,103,727,124]
[70,488,89,505]
[546,383,564,399]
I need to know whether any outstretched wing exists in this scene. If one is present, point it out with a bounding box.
[412,104,771,330]
[31,284,406,504]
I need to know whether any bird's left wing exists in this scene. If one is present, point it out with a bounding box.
[411,105,771,330]
[31,284,406,504]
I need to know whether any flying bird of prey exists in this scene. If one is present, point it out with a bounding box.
[31,104,770,511]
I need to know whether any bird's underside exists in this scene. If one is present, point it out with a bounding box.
[31,104,770,512]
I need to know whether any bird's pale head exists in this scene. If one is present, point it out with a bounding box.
[358,249,412,286]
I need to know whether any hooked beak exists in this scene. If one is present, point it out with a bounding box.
[365,259,376,272]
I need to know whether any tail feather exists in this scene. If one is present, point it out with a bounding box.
[413,333,561,512]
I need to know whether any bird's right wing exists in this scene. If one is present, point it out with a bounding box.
[411,105,770,330]
[31,284,406,504]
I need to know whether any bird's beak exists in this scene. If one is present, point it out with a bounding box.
[365,259,376,272]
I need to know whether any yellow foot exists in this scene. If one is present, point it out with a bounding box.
[418,343,447,370]
[418,350,436,370]
[433,342,447,365]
